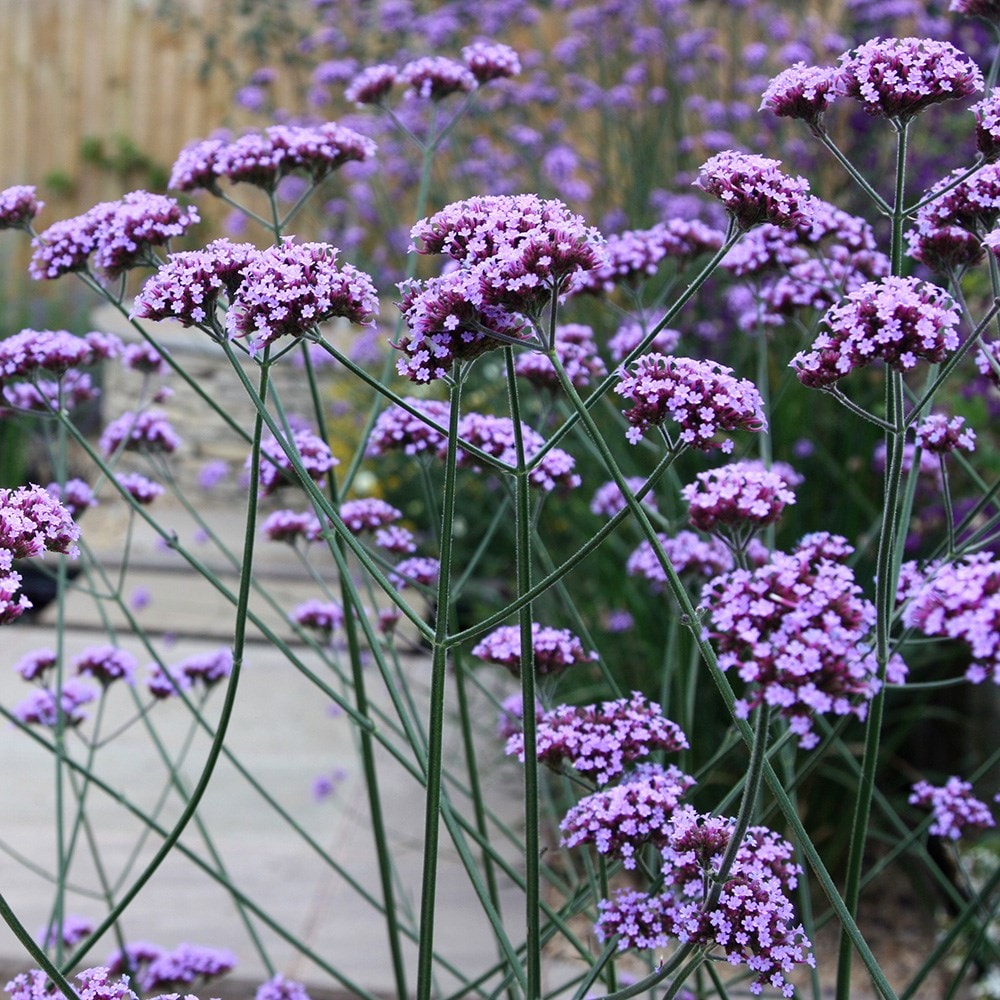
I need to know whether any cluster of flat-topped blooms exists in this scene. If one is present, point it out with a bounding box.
[790,275,962,388]
[0,485,80,624]
[571,217,725,295]
[761,34,984,127]
[169,121,376,193]
[395,193,607,381]
[614,353,767,451]
[909,776,997,840]
[913,413,977,454]
[345,42,519,106]
[504,691,688,786]
[626,530,760,589]
[898,551,1000,684]
[680,459,799,536]
[472,623,598,676]
[702,533,908,749]
[594,805,813,997]
[29,191,199,282]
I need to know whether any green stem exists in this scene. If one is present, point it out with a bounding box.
[415,367,463,1000]
[506,346,542,1000]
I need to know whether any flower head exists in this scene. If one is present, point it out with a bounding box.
[462,42,521,83]
[910,776,996,839]
[627,531,740,588]
[0,483,81,559]
[791,276,961,387]
[595,806,813,996]
[339,498,402,532]
[292,599,345,635]
[75,645,137,686]
[452,412,581,492]
[681,460,797,535]
[835,37,983,121]
[400,56,477,100]
[589,478,657,519]
[132,239,261,329]
[970,87,1000,159]
[514,324,606,390]
[702,533,903,748]
[760,62,838,126]
[614,353,766,451]
[226,240,378,352]
[116,472,165,505]
[367,398,451,456]
[256,428,337,495]
[505,692,688,786]
[100,411,181,456]
[900,551,1000,683]
[560,764,696,868]
[345,64,398,105]
[914,413,976,454]
[694,151,812,232]
[262,509,322,544]
[255,974,311,1000]
[0,186,43,230]
[13,678,96,727]
[472,623,598,676]
[0,329,121,383]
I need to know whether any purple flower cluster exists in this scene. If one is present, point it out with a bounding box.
[255,974,312,1000]
[905,165,1000,273]
[395,269,529,382]
[513,324,606,390]
[169,122,375,192]
[595,806,812,997]
[976,338,1000,388]
[614,353,767,451]
[627,531,740,588]
[262,509,323,544]
[132,239,261,329]
[1,483,81,560]
[461,42,521,84]
[37,914,93,950]
[703,533,905,748]
[471,622,598,676]
[106,942,236,993]
[589,477,657,519]
[345,64,398,105]
[75,645,137,687]
[0,185,43,230]
[573,219,724,294]
[46,479,96,519]
[400,56,477,100]
[7,967,136,1000]
[914,413,976,454]
[760,62,839,127]
[292,599,345,635]
[791,276,961,388]
[693,151,812,232]
[12,678,96,727]
[970,87,1000,160]
[389,556,440,589]
[338,498,402,532]
[454,412,581,492]
[30,191,199,280]
[397,195,605,380]
[505,692,688,786]
[835,36,983,121]
[909,776,996,839]
[681,460,798,535]
[559,763,696,868]
[257,428,337,496]
[100,410,181,456]
[147,649,233,699]
[900,551,1000,683]
[0,329,121,383]
[367,398,451,457]
[226,240,378,353]
[116,472,165,505]
[15,649,57,682]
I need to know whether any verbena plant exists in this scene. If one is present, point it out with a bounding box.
[0,2,998,1000]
